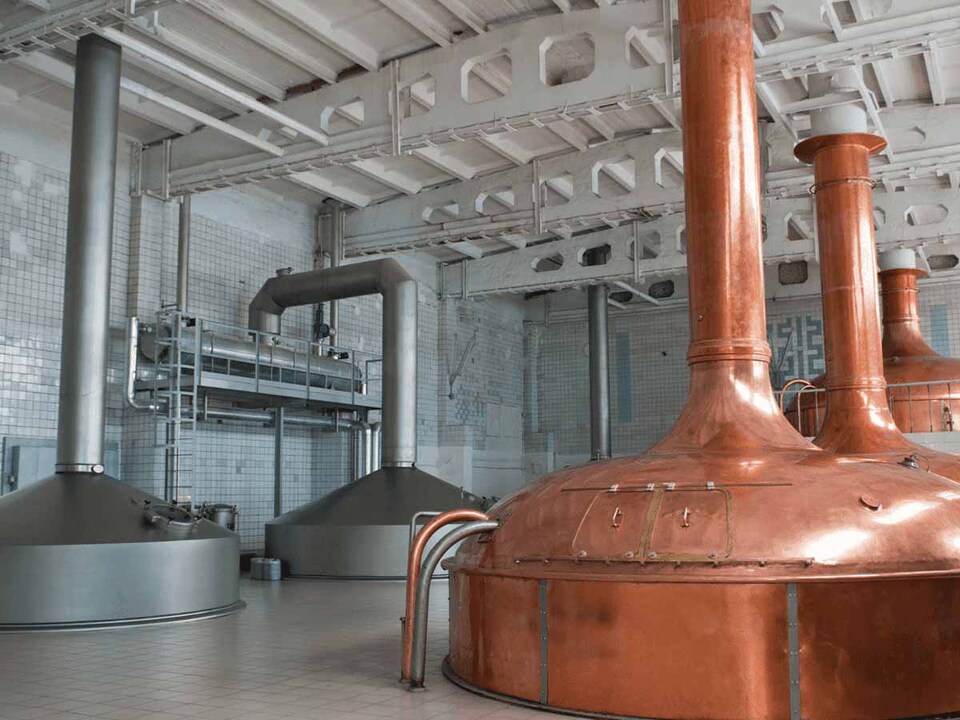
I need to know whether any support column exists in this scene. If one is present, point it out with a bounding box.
[274,407,284,517]
[56,35,122,473]
[177,194,191,313]
[587,285,611,460]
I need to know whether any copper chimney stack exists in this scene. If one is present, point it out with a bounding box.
[788,70,960,479]
[443,2,960,719]
[879,249,960,432]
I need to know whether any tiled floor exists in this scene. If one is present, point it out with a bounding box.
[0,579,561,720]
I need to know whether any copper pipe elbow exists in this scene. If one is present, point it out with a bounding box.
[401,508,489,681]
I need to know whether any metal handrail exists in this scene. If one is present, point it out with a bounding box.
[776,377,960,435]
[778,378,816,413]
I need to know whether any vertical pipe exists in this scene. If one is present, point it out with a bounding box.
[56,35,122,474]
[383,280,418,466]
[370,421,382,471]
[330,207,342,341]
[587,284,611,460]
[274,407,284,517]
[177,194,191,313]
[390,59,402,156]
[352,425,365,481]
[363,424,373,476]
[797,137,887,394]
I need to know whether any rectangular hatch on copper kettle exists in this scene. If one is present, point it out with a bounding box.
[570,484,732,563]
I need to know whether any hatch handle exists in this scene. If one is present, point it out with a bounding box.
[611,507,623,528]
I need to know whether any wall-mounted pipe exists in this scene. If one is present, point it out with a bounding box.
[370,421,382,471]
[126,317,159,411]
[56,35,122,474]
[587,284,611,460]
[202,407,371,484]
[352,422,372,481]
[408,520,499,689]
[249,258,418,468]
[177,194,191,313]
[274,406,284,518]
[317,206,343,344]
[363,424,373,477]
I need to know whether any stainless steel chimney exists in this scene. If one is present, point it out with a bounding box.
[0,35,239,629]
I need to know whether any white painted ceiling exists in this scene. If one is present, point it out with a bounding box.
[1,0,959,275]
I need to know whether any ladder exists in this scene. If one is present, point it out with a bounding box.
[153,308,200,507]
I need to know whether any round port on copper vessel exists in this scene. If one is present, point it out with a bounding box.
[859,494,883,511]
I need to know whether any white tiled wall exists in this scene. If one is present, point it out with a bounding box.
[436,294,525,500]
[0,131,528,551]
[0,135,370,552]
[0,147,131,450]
[7,114,960,555]
[524,283,960,477]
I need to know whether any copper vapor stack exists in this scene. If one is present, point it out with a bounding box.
[880,249,960,432]
[443,2,960,719]
[789,71,960,479]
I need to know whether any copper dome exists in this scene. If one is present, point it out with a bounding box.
[445,2,960,718]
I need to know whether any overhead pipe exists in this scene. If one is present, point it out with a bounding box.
[202,406,366,431]
[177,194,191,313]
[587,284,611,460]
[56,34,122,474]
[249,258,418,468]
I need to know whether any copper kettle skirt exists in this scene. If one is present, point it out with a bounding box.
[448,571,960,720]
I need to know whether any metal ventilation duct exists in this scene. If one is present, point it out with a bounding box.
[254,260,486,578]
[443,2,960,718]
[0,35,239,629]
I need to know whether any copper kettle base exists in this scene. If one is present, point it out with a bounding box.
[447,572,960,720]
